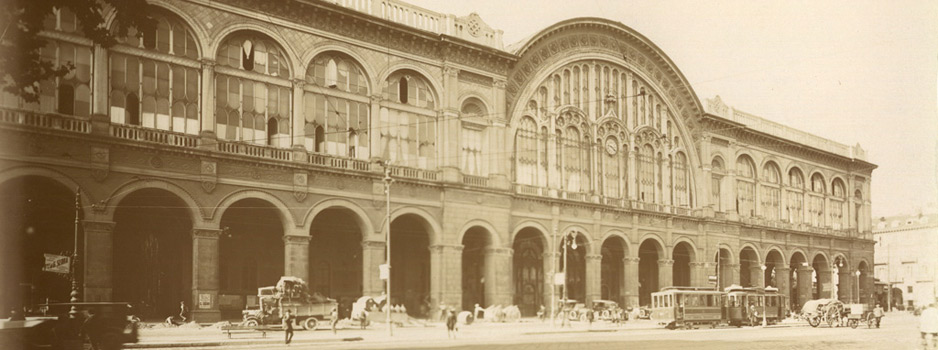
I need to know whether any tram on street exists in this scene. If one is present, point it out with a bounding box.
[724,286,788,327]
[650,287,725,329]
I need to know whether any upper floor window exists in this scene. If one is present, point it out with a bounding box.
[379,71,437,168]
[309,53,368,95]
[673,152,689,207]
[217,33,289,78]
[735,156,756,217]
[304,52,370,158]
[790,168,805,188]
[811,173,826,194]
[386,72,435,108]
[113,14,199,59]
[43,7,80,34]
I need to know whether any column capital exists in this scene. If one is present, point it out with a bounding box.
[493,78,507,88]
[82,220,116,232]
[797,265,814,273]
[658,259,675,266]
[774,266,791,272]
[292,78,306,88]
[192,228,223,239]
[370,94,383,103]
[200,58,216,67]
[585,254,603,261]
[484,247,513,256]
[622,257,641,264]
[429,244,463,253]
[361,240,386,249]
[282,235,311,244]
[689,262,709,268]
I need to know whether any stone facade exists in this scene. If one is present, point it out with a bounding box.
[0,0,876,322]
[873,209,938,309]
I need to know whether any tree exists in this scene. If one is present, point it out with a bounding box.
[0,0,155,102]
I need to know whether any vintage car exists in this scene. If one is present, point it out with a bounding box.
[590,299,620,320]
[241,277,337,330]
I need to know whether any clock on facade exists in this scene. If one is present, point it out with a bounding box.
[605,139,618,155]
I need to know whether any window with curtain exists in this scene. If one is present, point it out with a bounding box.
[788,168,805,224]
[809,173,826,226]
[831,179,846,229]
[215,33,291,147]
[638,144,655,202]
[379,71,436,168]
[562,127,582,192]
[304,52,370,158]
[673,152,689,207]
[2,8,93,116]
[736,156,756,217]
[462,127,484,176]
[761,163,781,220]
[109,13,200,134]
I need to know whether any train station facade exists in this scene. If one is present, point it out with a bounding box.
[0,0,876,322]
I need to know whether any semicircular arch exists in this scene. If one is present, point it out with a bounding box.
[104,179,205,225]
[211,189,297,230]
[303,198,374,238]
[456,219,503,248]
[208,24,300,78]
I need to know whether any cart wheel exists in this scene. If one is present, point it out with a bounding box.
[848,319,858,329]
[866,314,874,329]
[303,318,318,330]
[243,319,259,327]
[808,317,820,328]
[826,316,835,327]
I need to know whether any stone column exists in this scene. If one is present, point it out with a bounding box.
[838,270,854,302]
[750,265,765,289]
[690,262,710,287]
[83,220,115,302]
[430,244,463,308]
[543,252,559,311]
[816,266,832,298]
[623,257,640,308]
[91,46,109,116]
[774,266,790,301]
[484,248,513,307]
[283,235,310,282]
[199,59,217,145]
[369,95,382,161]
[658,259,674,289]
[796,266,813,307]
[191,228,222,322]
[724,263,740,287]
[361,240,386,296]
[585,254,602,304]
[627,150,637,200]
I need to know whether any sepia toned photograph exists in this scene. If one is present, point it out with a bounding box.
[1,0,935,349]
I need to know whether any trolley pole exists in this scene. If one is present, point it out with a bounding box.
[382,162,393,337]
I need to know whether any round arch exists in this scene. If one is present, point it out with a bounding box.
[102,1,210,58]
[510,221,551,248]
[738,243,762,264]
[558,224,592,248]
[734,153,758,178]
[303,198,374,238]
[389,206,442,247]
[208,24,300,78]
[456,219,503,248]
[377,64,443,103]
[789,249,809,265]
[0,166,95,210]
[599,230,631,256]
[811,250,831,266]
[637,233,667,257]
[764,246,787,266]
[104,179,205,224]
[211,190,297,230]
[713,243,735,262]
[302,45,378,89]
[458,95,492,115]
[670,237,698,261]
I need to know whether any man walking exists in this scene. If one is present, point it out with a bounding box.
[283,309,295,345]
[873,304,885,328]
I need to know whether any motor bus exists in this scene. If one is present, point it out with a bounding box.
[650,287,725,329]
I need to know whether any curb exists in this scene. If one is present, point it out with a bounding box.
[125,336,364,348]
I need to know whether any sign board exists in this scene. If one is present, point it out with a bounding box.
[42,254,70,274]
[553,272,565,285]
[708,275,718,283]
[379,264,389,280]
[198,293,212,309]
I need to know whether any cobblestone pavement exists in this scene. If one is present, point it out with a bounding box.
[134,312,926,350]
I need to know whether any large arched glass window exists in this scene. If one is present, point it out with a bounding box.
[304,52,369,158]
[109,12,200,134]
[788,168,805,224]
[460,99,486,176]
[561,126,584,192]
[380,71,436,168]
[215,32,291,147]
[761,162,781,220]
[515,117,540,186]
[735,156,756,217]
[809,173,826,226]
[638,144,655,202]
[2,8,93,116]
[831,178,847,229]
[673,152,689,207]
[602,137,621,197]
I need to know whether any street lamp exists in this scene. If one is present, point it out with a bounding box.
[832,257,845,301]
[377,161,394,337]
[561,232,578,327]
[761,264,767,327]
[855,270,861,304]
[70,187,81,318]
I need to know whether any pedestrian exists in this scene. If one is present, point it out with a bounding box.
[330,307,338,334]
[537,305,546,322]
[921,303,938,350]
[282,309,295,345]
[873,304,885,328]
[586,306,594,328]
[359,308,369,330]
[179,301,188,323]
[80,308,102,350]
[445,308,458,339]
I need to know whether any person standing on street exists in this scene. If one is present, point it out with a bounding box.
[873,304,885,328]
[330,307,339,334]
[921,303,938,350]
[445,307,458,339]
[283,309,295,345]
[179,301,188,323]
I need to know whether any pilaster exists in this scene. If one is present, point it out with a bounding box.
[774,266,791,301]
[689,262,710,287]
[283,234,310,282]
[199,59,217,147]
[83,220,115,303]
[291,79,307,160]
[361,240,386,296]
[191,228,222,322]
[657,259,674,290]
[622,257,640,308]
[796,266,814,309]
[585,254,602,304]
[430,244,463,308]
[483,247,513,306]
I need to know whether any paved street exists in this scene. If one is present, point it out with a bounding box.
[129,312,925,350]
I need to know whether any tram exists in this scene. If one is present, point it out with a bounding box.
[650,285,788,329]
[725,286,787,326]
[650,287,725,329]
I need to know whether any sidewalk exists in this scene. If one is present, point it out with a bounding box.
[127,318,664,348]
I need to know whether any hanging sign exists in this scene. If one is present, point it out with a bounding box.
[379,264,389,280]
[43,254,70,274]
[553,272,565,285]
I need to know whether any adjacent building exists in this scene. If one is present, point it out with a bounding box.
[0,0,876,322]
[873,207,938,309]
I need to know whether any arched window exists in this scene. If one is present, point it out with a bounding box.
[380,71,437,168]
[761,162,781,221]
[809,173,826,226]
[788,168,805,224]
[461,99,486,176]
[514,117,539,186]
[215,32,291,146]
[305,52,370,157]
[673,152,689,207]
[735,156,756,217]
[831,178,847,229]
[109,12,200,134]
[854,189,862,229]
[711,157,724,211]
[638,145,655,202]
[602,137,621,197]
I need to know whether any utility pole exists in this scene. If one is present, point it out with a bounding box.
[382,162,393,336]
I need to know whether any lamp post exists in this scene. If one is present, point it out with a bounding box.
[69,187,81,318]
[761,264,767,327]
[561,232,577,327]
[379,161,394,336]
[855,270,861,304]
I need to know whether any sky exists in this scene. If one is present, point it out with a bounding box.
[407,0,938,218]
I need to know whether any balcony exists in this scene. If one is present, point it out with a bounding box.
[0,108,90,134]
[461,174,488,187]
[216,141,293,161]
[389,165,438,181]
[110,124,198,148]
[307,152,373,172]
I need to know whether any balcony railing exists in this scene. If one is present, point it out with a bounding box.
[462,174,488,187]
[217,141,293,161]
[514,184,545,196]
[110,124,198,148]
[561,191,588,202]
[390,165,438,181]
[307,152,373,172]
[0,108,91,134]
[672,206,692,216]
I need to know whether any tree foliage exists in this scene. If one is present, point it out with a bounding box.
[0,0,155,102]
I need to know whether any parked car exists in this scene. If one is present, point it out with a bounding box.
[241,277,337,330]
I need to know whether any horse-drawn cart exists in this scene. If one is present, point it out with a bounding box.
[801,299,844,328]
[845,304,874,329]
